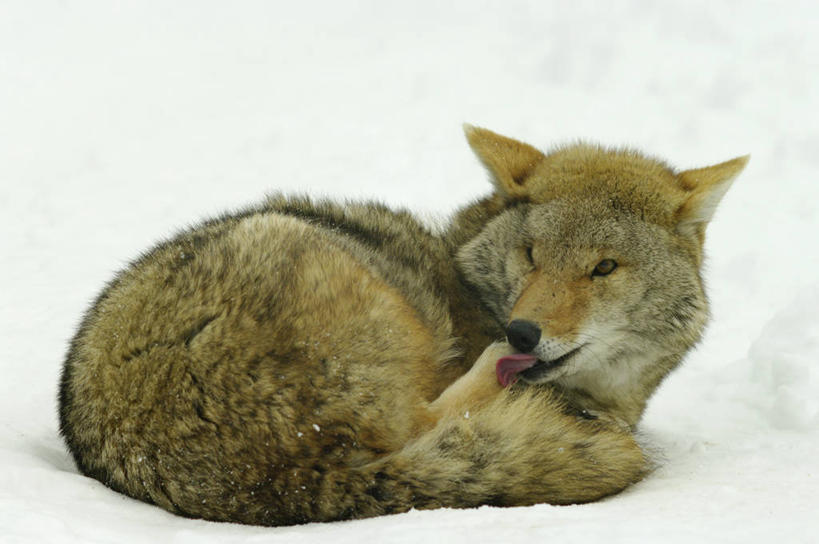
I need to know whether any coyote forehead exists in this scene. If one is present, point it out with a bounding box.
[526,143,687,226]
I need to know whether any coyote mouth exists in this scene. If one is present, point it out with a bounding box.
[496,346,583,387]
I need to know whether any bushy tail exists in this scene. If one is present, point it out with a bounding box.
[216,389,646,525]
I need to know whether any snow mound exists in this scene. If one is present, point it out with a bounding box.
[748,286,819,430]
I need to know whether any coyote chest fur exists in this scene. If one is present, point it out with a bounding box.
[59,126,747,525]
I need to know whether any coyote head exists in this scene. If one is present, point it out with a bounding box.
[457,126,748,425]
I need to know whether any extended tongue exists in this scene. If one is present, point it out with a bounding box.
[496,354,538,387]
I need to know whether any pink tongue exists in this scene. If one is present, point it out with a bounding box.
[496,354,538,387]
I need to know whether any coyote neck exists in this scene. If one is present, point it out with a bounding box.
[444,194,511,251]
[556,352,685,428]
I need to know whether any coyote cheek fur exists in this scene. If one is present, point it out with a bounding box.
[59,125,747,526]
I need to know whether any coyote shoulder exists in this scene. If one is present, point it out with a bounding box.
[59,126,747,525]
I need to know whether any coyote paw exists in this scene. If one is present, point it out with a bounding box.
[474,341,518,376]
[429,342,515,417]
[578,409,632,431]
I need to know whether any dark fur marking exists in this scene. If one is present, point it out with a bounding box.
[485,493,507,507]
[272,203,433,274]
[122,341,170,363]
[364,484,387,502]
[122,348,144,363]
[338,506,356,520]
[183,315,218,348]
[579,409,598,420]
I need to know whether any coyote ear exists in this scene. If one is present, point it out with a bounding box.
[676,155,749,237]
[464,124,545,200]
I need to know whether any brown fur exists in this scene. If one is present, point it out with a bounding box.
[59,126,746,525]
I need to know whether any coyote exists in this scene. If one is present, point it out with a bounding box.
[59,126,747,525]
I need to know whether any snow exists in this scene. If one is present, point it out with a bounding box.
[1,1,818,542]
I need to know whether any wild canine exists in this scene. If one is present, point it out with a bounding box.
[59,126,747,525]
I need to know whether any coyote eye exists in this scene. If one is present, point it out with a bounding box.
[525,245,535,265]
[592,259,617,277]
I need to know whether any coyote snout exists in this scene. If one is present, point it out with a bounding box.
[500,318,586,387]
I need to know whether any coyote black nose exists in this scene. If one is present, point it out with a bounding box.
[506,320,541,353]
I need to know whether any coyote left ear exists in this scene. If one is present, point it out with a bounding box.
[676,155,749,237]
[464,124,545,200]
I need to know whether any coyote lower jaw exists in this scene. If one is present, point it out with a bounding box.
[520,345,584,382]
[495,344,585,386]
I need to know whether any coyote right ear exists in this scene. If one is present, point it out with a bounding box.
[675,155,749,237]
[464,124,545,200]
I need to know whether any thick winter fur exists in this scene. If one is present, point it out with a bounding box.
[59,126,747,525]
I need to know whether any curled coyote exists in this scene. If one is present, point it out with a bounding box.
[59,126,747,525]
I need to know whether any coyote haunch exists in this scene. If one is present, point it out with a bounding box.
[59,126,747,525]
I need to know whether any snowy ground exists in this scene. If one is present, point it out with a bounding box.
[2,1,818,542]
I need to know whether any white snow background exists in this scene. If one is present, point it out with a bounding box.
[2,1,818,542]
